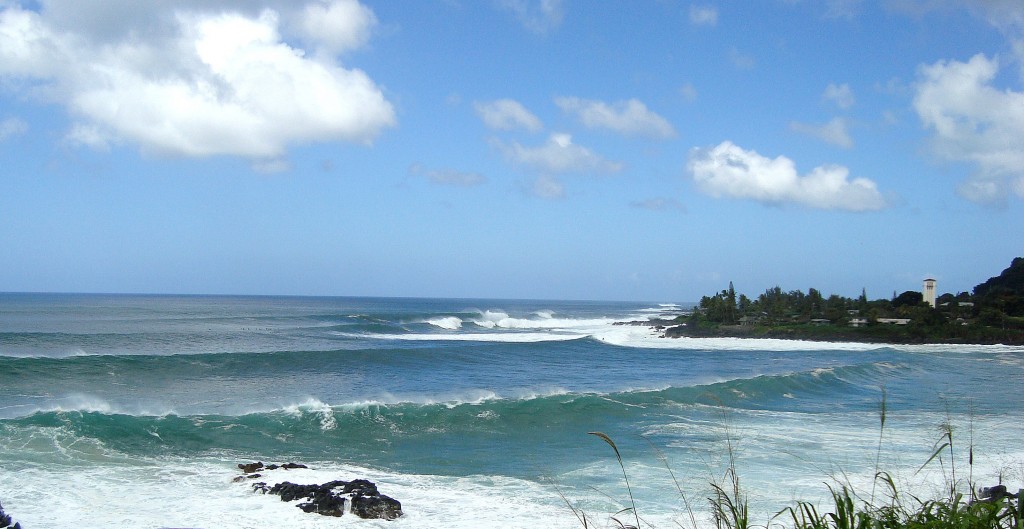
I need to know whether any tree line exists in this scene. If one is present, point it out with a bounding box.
[688,257,1024,344]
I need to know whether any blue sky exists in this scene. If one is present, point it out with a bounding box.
[1,0,1022,302]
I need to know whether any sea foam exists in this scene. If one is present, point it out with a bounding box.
[425,316,463,330]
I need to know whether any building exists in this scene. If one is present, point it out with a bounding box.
[923,278,936,308]
[877,318,911,325]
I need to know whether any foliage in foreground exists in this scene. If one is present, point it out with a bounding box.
[571,421,1023,529]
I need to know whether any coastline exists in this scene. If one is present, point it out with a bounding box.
[620,319,1024,346]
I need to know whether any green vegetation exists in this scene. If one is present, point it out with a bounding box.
[674,258,1024,345]
[573,402,1023,529]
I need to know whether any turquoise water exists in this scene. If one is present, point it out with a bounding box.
[1,293,1022,528]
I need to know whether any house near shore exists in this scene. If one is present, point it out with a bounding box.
[849,317,868,327]
[877,318,911,325]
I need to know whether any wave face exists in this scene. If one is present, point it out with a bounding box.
[1,293,1023,528]
[0,361,905,472]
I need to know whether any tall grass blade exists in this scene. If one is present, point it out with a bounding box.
[870,387,887,505]
[589,432,641,529]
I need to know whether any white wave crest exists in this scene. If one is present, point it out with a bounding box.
[470,309,615,330]
[364,332,587,343]
[283,398,337,430]
[425,316,463,330]
[3,394,183,419]
[53,394,115,414]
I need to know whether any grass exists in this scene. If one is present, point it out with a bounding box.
[572,394,1022,529]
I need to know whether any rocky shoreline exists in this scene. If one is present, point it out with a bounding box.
[0,500,22,529]
[237,462,403,521]
[0,462,402,528]
[617,319,1024,345]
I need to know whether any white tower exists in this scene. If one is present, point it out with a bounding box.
[923,278,936,308]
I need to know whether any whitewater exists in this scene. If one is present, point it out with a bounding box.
[1,293,1022,528]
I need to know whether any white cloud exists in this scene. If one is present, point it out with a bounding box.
[823,83,855,109]
[913,53,1024,203]
[554,97,676,139]
[687,141,888,211]
[789,117,854,148]
[492,132,624,174]
[499,0,565,34]
[0,117,27,140]
[474,99,543,132]
[295,0,377,56]
[0,2,395,159]
[689,5,718,26]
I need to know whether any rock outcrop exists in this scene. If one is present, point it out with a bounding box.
[0,500,22,529]
[239,462,403,521]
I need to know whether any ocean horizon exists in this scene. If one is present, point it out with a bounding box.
[2,293,1022,528]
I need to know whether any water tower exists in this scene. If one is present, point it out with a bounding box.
[923,278,936,308]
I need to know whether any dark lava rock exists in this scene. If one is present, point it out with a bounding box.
[978,484,1019,502]
[0,500,22,529]
[252,476,403,520]
[238,462,264,474]
[351,493,403,520]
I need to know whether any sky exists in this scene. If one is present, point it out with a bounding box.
[1,0,1023,303]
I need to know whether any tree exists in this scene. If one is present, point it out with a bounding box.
[807,288,824,316]
[892,290,924,308]
[738,294,751,314]
[973,257,1024,317]
[727,281,737,324]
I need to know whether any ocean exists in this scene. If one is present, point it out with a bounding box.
[1,293,1022,528]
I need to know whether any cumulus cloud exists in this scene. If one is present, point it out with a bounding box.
[0,1,395,160]
[295,0,377,56]
[0,117,27,140]
[687,141,887,211]
[789,117,854,148]
[823,83,855,109]
[554,97,676,139]
[474,99,543,132]
[499,0,565,34]
[492,132,623,174]
[913,53,1024,204]
[689,5,718,26]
